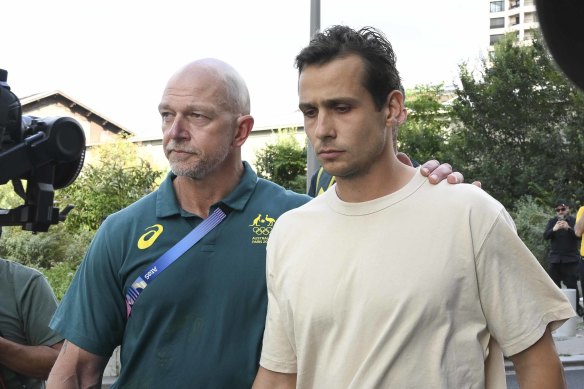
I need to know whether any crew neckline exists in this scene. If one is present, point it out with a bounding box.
[325,167,427,216]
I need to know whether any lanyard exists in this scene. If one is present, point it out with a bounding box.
[125,205,231,318]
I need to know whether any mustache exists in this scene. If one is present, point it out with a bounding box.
[315,141,339,153]
[165,140,198,154]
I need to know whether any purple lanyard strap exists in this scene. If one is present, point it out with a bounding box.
[125,205,231,318]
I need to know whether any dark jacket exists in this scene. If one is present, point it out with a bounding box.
[543,215,581,263]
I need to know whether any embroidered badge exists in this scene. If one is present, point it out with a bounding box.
[137,224,164,249]
[249,213,275,244]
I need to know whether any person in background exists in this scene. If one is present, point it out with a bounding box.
[46,58,458,389]
[544,199,584,316]
[0,256,64,389]
[253,25,574,389]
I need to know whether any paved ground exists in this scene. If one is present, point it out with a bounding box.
[503,316,584,372]
[552,317,584,366]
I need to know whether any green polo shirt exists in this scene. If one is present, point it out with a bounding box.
[0,259,63,389]
[50,162,310,389]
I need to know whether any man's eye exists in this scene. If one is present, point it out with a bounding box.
[303,109,317,118]
[336,105,350,113]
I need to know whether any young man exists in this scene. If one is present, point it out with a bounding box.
[254,26,575,388]
[47,58,456,389]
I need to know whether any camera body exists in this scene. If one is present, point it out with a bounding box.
[0,69,86,232]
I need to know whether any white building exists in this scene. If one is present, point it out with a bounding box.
[489,0,539,46]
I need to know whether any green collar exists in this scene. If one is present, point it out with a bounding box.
[155,161,258,218]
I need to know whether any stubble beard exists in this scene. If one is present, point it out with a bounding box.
[165,140,231,180]
[321,135,387,181]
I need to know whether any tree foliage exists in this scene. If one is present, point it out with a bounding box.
[0,183,23,209]
[449,32,584,209]
[254,128,307,193]
[57,140,163,232]
[511,195,551,269]
[399,84,451,163]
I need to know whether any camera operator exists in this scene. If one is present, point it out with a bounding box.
[544,199,584,316]
[0,256,64,389]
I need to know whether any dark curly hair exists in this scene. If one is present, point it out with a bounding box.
[295,25,402,111]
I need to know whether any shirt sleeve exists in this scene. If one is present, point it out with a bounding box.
[259,229,298,373]
[475,210,576,357]
[20,272,64,347]
[50,218,127,357]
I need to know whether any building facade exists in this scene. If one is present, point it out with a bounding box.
[489,0,538,46]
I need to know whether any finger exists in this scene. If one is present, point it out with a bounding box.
[446,172,464,184]
[472,181,482,189]
[420,160,440,177]
[427,163,453,184]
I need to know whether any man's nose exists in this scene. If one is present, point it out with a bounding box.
[167,116,187,139]
[314,111,335,139]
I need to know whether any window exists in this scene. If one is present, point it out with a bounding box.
[509,0,520,9]
[490,17,505,29]
[524,12,538,23]
[490,1,504,12]
[490,34,504,45]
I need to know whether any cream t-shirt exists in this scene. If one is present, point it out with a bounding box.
[260,169,574,388]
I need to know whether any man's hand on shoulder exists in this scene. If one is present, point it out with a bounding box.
[418,158,481,188]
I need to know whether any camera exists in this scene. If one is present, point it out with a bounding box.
[0,69,86,232]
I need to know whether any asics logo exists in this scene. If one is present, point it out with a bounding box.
[137,224,164,249]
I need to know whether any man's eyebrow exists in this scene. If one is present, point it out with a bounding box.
[298,102,314,111]
[326,97,360,106]
[299,98,360,110]
[157,102,215,113]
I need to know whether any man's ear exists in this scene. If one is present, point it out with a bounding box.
[232,115,254,147]
[385,90,405,128]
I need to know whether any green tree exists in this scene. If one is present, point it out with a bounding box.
[57,139,164,232]
[0,182,23,209]
[254,128,307,193]
[449,32,584,209]
[399,84,451,163]
[511,195,551,269]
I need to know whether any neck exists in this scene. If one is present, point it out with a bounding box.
[334,157,416,203]
[173,160,244,218]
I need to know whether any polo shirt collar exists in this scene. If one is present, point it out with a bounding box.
[155,161,258,218]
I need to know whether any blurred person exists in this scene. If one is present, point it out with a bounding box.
[46,58,458,389]
[253,25,575,389]
[0,257,64,389]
